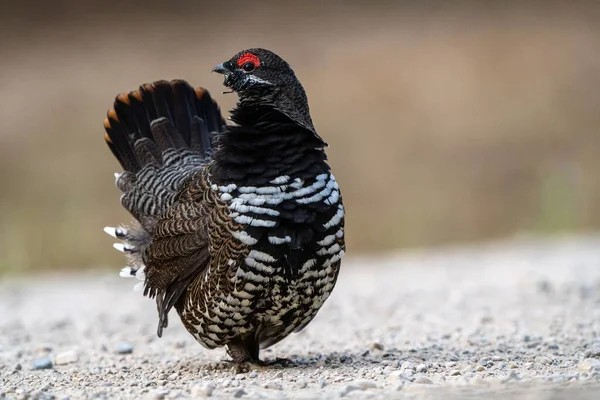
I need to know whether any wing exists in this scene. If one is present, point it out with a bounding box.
[141,169,251,337]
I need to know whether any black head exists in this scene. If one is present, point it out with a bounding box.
[212,48,316,133]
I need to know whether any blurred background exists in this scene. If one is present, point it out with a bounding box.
[1,1,599,274]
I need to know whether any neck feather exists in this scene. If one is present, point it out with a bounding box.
[209,103,329,186]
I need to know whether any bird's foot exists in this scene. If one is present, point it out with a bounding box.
[232,360,268,374]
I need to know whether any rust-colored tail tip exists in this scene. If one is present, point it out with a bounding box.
[194,87,206,100]
[116,93,131,105]
[107,108,119,122]
[142,83,154,93]
[130,89,143,102]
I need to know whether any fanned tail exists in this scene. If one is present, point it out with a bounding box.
[102,80,225,295]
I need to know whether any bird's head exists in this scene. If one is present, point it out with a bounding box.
[212,48,295,95]
[212,48,316,133]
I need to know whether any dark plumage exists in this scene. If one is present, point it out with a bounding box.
[103,48,345,365]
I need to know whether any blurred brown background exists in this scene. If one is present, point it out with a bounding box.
[1,1,599,274]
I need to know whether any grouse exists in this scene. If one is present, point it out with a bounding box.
[103,48,345,365]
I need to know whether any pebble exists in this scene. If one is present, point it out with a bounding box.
[371,342,384,351]
[445,362,457,368]
[353,380,378,389]
[191,382,215,397]
[294,380,307,389]
[339,380,377,397]
[232,388,246,398]
[401,361,414,371]
[585,343,600,358]
[414,376,433,384]
[54,350,78,365]
[339,385,361,397]
[536,356,552,365]
[32,357,53,370]
[579,358,600,373]
[263,382,282,390]
[388,371,412,383]
[502,371,520,383]
[152,389,169,399]
[416,364,427,373]
[448,370,461,376]
[115,343,133,355]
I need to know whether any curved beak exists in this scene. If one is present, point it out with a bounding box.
[212,62,232,75]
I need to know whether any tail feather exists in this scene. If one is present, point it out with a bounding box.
[103,80,225,288]
[104,80,223,172]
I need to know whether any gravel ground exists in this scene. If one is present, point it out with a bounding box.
[2,236,600,399]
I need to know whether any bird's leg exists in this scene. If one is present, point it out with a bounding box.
[227,335,267,373]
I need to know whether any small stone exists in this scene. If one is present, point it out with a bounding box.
[32,357,53,370]
[115,343,133,355]
[416,364,427,373]
[354,380,378,389]
[491,355,503,362]
[579,358,600,373]
[502,371,520,383]
[294,380,307,389]
[445,362,456,368]
[54,350,78,365]
[232,388,246,398]
[401,361,414,371]
[536,356,552,365]
[388,371,412,383]
[152,389,169,400]
[414,376,433,384]
[476,365,485,372]
[319,379,327,388]
[585,344,600,358]
[509,362,518,369]
[371,343,384,351]
[448,370,461,376]
[339,385,360,397]
[191,382,215,397]
[168,373,179,380]
[263,382,282,390]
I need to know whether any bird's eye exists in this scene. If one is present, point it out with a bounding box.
[242,62,255,72]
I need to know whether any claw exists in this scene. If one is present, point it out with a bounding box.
[113,243,133,253]
[120,267,134,278]
[104,226,127,239]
